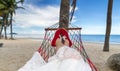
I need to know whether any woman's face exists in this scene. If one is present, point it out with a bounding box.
[55,38,69,48]
[55,38,64,47]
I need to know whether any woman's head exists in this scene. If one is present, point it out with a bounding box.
[55,35,70,47]
[51,28,72,47]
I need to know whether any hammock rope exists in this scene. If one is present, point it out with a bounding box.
[37,23,98,71]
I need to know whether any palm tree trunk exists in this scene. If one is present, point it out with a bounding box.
[4,26,7,39]
[0,24,4,39]
[3,14,8,39]
[59,0,70,28]
[10,13,13,39]
[4,20,7,39]
[4,19,7,39]
[103,0,113,51]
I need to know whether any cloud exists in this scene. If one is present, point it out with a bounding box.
[14,4,60,28]
[23,29,44,34]
[12,3,79,35]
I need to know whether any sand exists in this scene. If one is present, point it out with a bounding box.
[0,39,120,71]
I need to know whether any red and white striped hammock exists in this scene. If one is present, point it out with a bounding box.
[37,23,98,71]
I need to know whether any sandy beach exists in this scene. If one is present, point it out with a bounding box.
[0,39,120,71]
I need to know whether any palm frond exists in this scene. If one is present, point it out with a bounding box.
[0,0,10,7]
[16,6,25,9]
[16,0,24,4]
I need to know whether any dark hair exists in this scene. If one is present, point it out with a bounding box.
[60,34,65,44]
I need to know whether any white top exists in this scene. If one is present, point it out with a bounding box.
[48,46,81,61]
[18,46,92,71]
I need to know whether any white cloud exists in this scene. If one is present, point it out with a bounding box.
[70,6,78,13]
[12,4,80,34]
[14,4,60,28]
[13,28,45,35]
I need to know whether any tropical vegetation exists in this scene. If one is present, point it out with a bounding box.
[0,0,24,39]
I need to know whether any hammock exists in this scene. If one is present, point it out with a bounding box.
[37,23,98,71]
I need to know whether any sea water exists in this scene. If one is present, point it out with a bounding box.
[8,34,120,44]
[81,35,120,44]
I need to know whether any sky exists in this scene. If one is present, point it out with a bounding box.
[10,0,120,35]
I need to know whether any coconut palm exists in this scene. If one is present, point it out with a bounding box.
[0,0,13,39]
[59,0,70,28]
[0,14,9,39]
[0,1,9,39]
[8,0,24,39]
[103,0,113,51]
[0,0,24,39]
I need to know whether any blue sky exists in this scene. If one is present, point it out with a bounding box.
[10,0,120,35]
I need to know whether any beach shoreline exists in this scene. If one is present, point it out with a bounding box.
[0,38,119,71]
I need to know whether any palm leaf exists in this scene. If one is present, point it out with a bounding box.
[16,0,24,4]
[0,0,10,7]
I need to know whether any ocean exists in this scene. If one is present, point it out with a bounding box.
[81,35,120,44]
[8,34,120,44]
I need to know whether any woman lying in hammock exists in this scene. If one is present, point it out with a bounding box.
[18,28,92,71]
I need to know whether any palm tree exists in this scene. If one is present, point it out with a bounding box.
[0,1,9,39]
[59,0,70,28]
[0,0,24,39]
[8,0,24,39]
[0,0,13,39]
[0,13,11,39]
[103,0,113,51]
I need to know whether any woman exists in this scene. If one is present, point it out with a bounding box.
[18,28,92,71]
